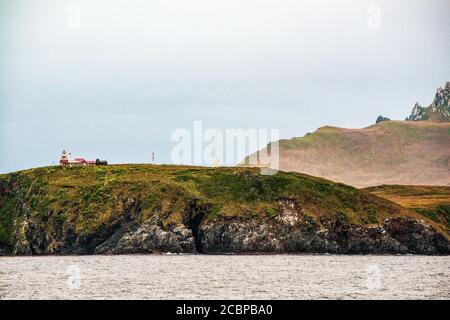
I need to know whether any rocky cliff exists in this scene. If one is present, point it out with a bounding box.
[406,82,450,121]
[376,115,391,124]
[0,165,448,255]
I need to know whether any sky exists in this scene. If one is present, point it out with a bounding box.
[0,0,449,173]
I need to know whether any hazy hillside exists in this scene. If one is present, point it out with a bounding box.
[243,120,450,188]
[1,165,448,255]
[242,82,450,188]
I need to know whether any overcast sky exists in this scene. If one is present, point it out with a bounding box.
[0,0,449,173]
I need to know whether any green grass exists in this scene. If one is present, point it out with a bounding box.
[0,164,432,246]
[0,195,15,245]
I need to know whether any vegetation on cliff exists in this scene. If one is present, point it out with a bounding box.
[0,165,428,247]
[366,185,450,233]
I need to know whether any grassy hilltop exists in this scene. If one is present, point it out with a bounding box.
[0,164,437,248]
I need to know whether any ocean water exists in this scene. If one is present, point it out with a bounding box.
[0,255,448,300]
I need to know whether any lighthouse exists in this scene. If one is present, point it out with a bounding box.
[59,150,69,166]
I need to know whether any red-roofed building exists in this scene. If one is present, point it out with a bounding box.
[59,151,106,167]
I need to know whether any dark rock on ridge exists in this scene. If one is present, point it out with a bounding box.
[376,115,390,124]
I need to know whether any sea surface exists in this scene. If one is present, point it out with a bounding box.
[0,255,449,299]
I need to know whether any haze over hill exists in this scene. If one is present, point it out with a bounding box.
[243,82,450,188]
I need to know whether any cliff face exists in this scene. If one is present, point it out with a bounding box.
[0,165,449,255]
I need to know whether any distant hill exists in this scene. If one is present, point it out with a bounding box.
[243,121,450,188]
[242,83,450,188]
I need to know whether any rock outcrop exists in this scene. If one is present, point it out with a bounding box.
[376,115,391,124]
[406,82,450,121]
[111,221,196,254]
[405,102,426,121]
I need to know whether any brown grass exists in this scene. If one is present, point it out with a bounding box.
[242,120,450,188]
[365,185,450,233]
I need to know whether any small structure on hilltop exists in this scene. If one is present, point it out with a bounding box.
[59,150,108,167]
[59,150,69,165]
